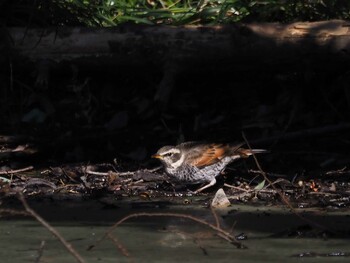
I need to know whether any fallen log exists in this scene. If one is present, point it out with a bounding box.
[4,20,350,68]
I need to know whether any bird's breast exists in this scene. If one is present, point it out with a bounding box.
[165,156,233,184]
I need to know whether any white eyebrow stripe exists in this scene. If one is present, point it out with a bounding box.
[162,148,180,155]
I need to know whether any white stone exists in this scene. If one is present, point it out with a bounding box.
[211,188,231,208]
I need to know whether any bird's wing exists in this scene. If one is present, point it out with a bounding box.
[187,143,230,168]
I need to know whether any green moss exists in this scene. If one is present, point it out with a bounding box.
[2,0,350,27]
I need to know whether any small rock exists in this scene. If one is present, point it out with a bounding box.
[329,183,336,192]
[211,188,231,208]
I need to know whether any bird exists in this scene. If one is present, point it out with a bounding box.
[152,141,266,193]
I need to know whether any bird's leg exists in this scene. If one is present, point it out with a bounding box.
[194,178,217,193]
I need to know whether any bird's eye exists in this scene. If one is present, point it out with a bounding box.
[164,153,173,157]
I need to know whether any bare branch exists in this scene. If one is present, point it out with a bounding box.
[89,212,245,251]
[17,192,86,263]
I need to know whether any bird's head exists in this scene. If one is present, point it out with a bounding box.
[152,146,184,169]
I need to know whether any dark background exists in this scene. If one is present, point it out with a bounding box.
[1,55,349,175]
[1,1,350,179]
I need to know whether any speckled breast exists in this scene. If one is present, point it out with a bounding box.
[166,156,233,184]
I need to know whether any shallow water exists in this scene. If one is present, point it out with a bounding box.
[1,197,350,262]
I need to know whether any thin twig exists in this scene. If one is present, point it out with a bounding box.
[242,132,332,232]
[248,169,288,178]
[86,167,161,177]
[326,167,349,175]
[263,178,290,190]
[224,183,250,192]
[210,206,221,228]
[128,179,143,186]
[35,241,46,263]
[230,221,237,234]
[0,208,30,216]
[0,166,34,175]
[145,166,162,173]
[116,172,135,176]
[107,233,131,258]
[89,212,245,250]
[17,192,86,263]
[86,170,110,176]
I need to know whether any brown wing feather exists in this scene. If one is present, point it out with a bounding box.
[189,143,229,167]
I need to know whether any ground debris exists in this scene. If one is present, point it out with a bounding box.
[0,163,168,198]
[0,161,350,209]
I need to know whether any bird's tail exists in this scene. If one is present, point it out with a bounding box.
[237,148,268,158]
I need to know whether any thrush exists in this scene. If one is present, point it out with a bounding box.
[152,142,266,193]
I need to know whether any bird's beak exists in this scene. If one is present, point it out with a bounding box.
[151,154,162,159]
